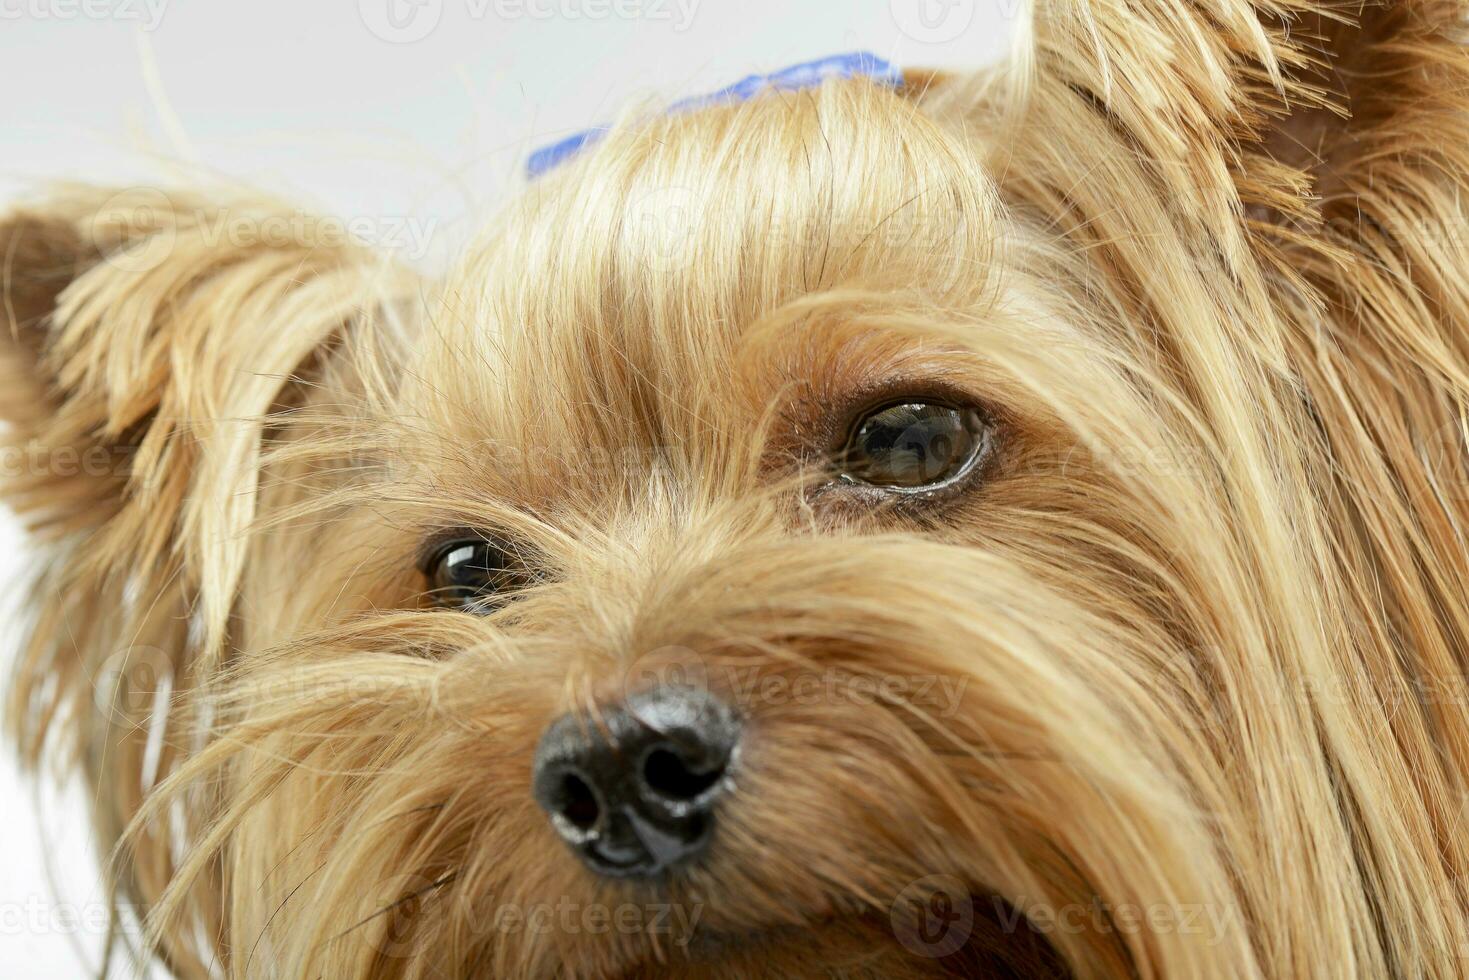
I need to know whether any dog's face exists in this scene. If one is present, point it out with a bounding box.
[8,2,1469,978]
[233,83,1121,977]
[170,80,1252,978]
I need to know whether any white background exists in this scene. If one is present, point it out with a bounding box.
[0,1,1014,975]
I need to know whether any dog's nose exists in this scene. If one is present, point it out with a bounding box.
[531,686,741,878]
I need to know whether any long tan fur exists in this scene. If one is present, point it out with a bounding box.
[5,0,1469,976]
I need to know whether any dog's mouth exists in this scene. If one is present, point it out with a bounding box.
[609,889,1068,980]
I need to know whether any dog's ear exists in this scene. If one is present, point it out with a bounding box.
[981,0,1467,241]
[0,185,418,772]
[0,186,405,607]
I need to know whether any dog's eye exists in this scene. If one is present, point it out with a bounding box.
[424,538,524,609]
[839,401,990,490]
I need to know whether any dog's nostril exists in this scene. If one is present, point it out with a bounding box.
[555,772,601,830]
[531,686,742,878]
[642,746,724,801]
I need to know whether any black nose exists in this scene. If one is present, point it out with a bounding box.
[532,686,741,878]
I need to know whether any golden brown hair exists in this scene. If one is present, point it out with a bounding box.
[5,0,1469,976]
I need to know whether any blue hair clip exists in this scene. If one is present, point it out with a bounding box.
[526,51,903,178]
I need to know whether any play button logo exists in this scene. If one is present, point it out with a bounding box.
[359,0,443,43]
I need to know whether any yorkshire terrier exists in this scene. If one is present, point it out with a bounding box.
[5,0,1469,976]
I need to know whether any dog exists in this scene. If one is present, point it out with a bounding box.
[5,0,1469,976]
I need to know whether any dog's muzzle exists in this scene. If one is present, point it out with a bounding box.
[531,685,742,878]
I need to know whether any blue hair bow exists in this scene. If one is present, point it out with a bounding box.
[525,51,903,178]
